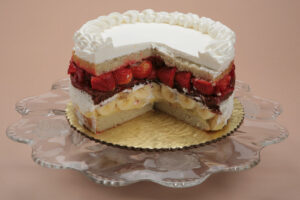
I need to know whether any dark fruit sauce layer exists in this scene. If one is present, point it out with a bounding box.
[68,56,235,112]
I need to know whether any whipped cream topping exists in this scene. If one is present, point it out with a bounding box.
[73,9,235,72]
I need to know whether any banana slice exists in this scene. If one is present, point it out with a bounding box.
[96,101,118,116]
[116,92,139,110]
[161,85,176,103]
[177,93,196,109]
[118,92,129,100]
[134,85,151,99]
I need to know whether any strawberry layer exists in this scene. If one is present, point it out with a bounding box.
[69,56,235,113]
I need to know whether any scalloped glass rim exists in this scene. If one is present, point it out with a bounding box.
[6,79,288,188]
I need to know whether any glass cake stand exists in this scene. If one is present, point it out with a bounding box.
[6,79,288,188]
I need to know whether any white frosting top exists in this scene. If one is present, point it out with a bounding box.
[73,9,235,72]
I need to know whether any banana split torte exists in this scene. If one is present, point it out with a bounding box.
[68,9,236,133]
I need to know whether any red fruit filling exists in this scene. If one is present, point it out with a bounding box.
[175,71,191,92]
[192,79,214,95]
[113,67,133,85]
[74,67,85,83]
[68,61,77,74]
[148,67,157,80]
[69,56,235,112]
[216,74,231,92]
[131,60,152,79]
[157,67,176,87]
[91,72,116,92]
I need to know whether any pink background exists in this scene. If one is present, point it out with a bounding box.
[1,0,299,199]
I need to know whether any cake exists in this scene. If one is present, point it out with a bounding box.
[68,9,236,133]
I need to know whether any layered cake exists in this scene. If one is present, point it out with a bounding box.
[68,9,236,133]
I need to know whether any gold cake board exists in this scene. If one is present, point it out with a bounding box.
[66,98,244,151]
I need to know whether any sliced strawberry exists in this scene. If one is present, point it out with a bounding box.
[75,67,84,83]
[113,67,132,85]
[231,62,235,71]
[157,67,177,87]
[131,60,153,79]
[216,74,231,92]
[91,72,116,92]
[192,78,214,95]
[148,67,157,80]
[175,71,191,91]
[229,64,236,86]
[230,69,235,78]
[221,87,234,97]
[68,62,77,74]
